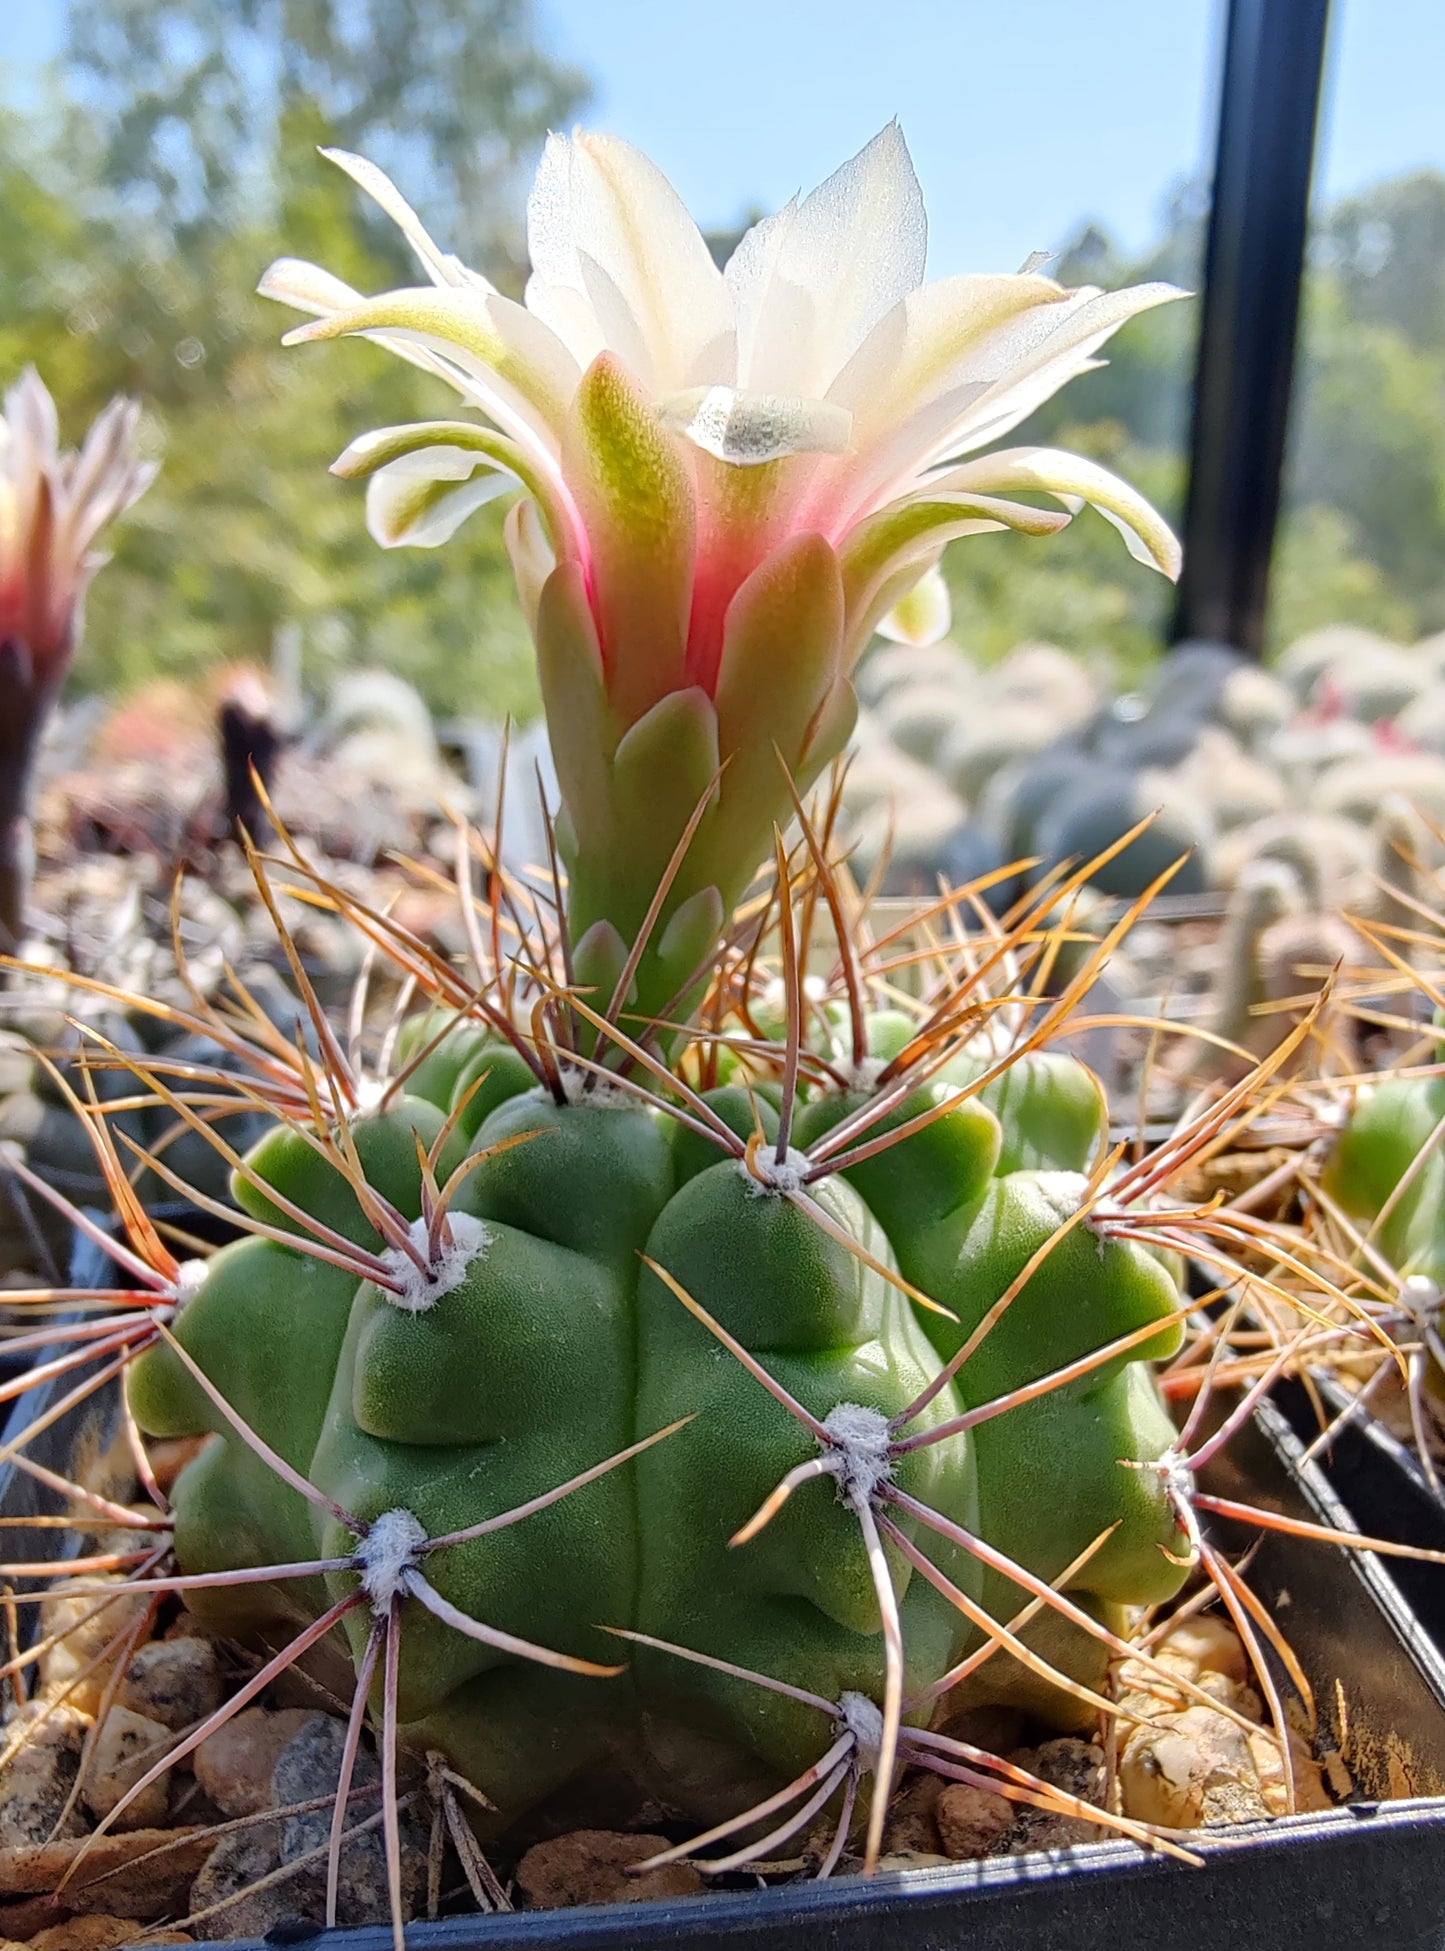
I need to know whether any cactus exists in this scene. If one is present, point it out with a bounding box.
[1321,1013,1445,1290]
[1030,766,1212,899]
[22,816,1428,1935]
[119,845,1191,1836]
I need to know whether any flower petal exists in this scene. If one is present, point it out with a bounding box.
[725,122,927,398]
[365,447,516,549]
[260,256,512,407]
[282,287,580,458]
[504,497,556,634]
[524,273,609,370]
[817,275,1184,530]
[331,419,575,554]
[876,563,951,646]
[657,386,852,466]
[527,131,731,394]
[687,531,846,895]
[924,283,1187,466]
[319,148,495,291]
[933,447,1180,578]
[838,489,1070,660]
[534,557,616,845]
[561,352,697,726]
[257,257,365,316]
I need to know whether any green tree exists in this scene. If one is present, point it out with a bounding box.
[0,0,588,717]
[63,0,588,267]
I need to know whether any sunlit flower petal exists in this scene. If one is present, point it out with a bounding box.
[257,257,365,316]
[332,420,577,554]
[562,353,696,725]
[282,286,580,462]
[934,445,1182,578]
[818,274,1183,528]
[838,488,1070,655]
[528,131,731,394]
[727,122,927,398]
[364,447,519,549]
[319,148,495,292]
[876,563,951,647]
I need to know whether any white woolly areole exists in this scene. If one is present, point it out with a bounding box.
[1155,1446,1195,1505]
[353,1074,390,1114]
[1401,1274,1442,1324]
[738,1147,813,1196]
[356,1507,428,1611]
[1035,1169,1125,1254]
[554,1066,636,1110]
[821,1401,894,1502]
[836,1691,884,1772]
[844,1055,888,1092]
[168,1258,210,1306]
[380,1212,491,1313]
[1033,1170,1090,1210]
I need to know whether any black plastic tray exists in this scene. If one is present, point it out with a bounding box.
[6,1335,1445,1948]
[1276,1371,1445,1642]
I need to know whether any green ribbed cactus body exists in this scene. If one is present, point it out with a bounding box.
[1323,1071,1445,1285]
[796,1042,1185,1723]
[129,1016,1189,1816]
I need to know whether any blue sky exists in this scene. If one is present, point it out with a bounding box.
[9,0,1445,273]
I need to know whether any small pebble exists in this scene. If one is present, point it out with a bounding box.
[187,1828,287,1942]
[188,1717,424,1938]
[936,1782,1014,1859]
[0,1706,88,1848]
[272,1715,413,1929]
[515,1831,703,1909]
[81,1708,176,1829]
[192,1708,325,1817]
[36,1583,149,1718]
[882,1771,943,1856]
[1012,1738,1108,1849]
[116,1639,222,1733]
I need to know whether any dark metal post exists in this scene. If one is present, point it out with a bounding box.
[1173,0,1331,656]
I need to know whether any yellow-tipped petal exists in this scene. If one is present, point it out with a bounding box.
[331,420,573,554]
[876,563,951,647]
[839,489,1069,660]
[820,274,1185,529]
[933,447,1181,579]
[364,448,517,549]
[281,286,579,455]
